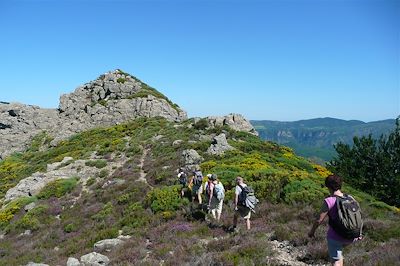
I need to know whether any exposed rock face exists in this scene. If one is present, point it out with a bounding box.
[0,102,60,159]
[0,70,187,160]
[207,133,235,155]
[80,252,110,266]
[205,114,258,136]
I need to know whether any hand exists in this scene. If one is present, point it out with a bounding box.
[234,206,238,211]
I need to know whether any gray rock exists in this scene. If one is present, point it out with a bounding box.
[206,114,258,136]
[24,202,36,212]
[94,238,125,252]
[25,263,49,266]
[0,69,187,160]
[172,139,183,146]
[207,133,235,155]
[67,257,81,266]
[80,252,110,266]
[181,149,203,166]
[4,158,125,202]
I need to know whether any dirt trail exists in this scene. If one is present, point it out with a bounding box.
[137,147,152,188]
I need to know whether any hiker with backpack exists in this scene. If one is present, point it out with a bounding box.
[233,176,255,230]
[205,174,225,223]
[177,168,188,197]
[308,174,363,266]
[188,169,204,204]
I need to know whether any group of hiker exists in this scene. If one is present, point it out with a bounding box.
[177,169,258,230]
[178,169,363,266]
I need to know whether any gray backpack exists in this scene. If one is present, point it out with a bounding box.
[213,183,225,201]
[238,184,259,213]
[329,195,363,239]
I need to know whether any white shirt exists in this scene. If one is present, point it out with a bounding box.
[235,183,247,196]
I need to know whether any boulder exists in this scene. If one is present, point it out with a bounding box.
[80,252,110,266]
[67,257,81,266]
[207,133,235,155]
[181,149,203,167]
[94,238,125,252]
[25,262,49,266]
[24,202,36,212]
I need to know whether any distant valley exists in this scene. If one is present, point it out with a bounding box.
[251,117,397,163]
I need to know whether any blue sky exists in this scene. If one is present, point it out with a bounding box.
[0,0,399,122]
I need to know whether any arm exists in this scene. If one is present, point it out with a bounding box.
[234,188,239,210]
[188,177,193,187]
[208,185,214,206]
[308,211,328,237]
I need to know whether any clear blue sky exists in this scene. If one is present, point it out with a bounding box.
[0,0,399,122]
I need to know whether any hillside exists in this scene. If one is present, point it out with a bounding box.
[0,72,399,265]
[251,118,396,162]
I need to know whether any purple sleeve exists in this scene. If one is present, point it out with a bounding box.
[324,197,336,210]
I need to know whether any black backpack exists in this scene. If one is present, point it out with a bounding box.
[178,172,187,186]
[193,171,203,185]
[329,194,363,239]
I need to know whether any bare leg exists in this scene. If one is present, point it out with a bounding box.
[246,218,251,230]
[198,193,202,204]
[332,259,343,266]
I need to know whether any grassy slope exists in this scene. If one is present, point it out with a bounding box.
[0,117,399,265]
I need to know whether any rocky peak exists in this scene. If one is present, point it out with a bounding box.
[0,70,187,159]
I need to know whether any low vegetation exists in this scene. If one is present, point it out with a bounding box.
[0,117,398,265]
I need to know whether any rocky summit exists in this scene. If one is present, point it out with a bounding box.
[0,70,257,159]
[0,71,194,159]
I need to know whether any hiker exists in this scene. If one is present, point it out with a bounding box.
[233,176,252,230]
[177,168,188,197]
[188,169,203,204]
[205,174,225,222]
[308,174,363,266]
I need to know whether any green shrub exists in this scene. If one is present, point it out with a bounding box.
[117,77,126,83]
[92,202,114,221]
[118,202,151,231]
[144,185,188,213]
[85,160,107,169]
[0,197,37,229]
[64,223,78,233]
[86,177,96,186]
[14,205,48,231]
[37,177,78,199]
[193,119,208,130]
[283,179,326,205]
[98,169,109,178]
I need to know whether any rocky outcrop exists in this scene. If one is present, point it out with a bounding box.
[207,133,234,155]
[181,149,203,171]
[204,114,258,136]
[0,102,60,159]
[0,70,187,160]
[80,252,110,266]
[4,156,127,202]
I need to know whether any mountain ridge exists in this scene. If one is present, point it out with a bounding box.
[251,117,396,162]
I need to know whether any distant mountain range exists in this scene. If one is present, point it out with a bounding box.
[251,117,397,163]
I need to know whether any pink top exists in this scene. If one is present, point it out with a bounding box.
[324,196,354,243]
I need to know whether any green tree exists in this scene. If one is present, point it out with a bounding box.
[328,118,400,206]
